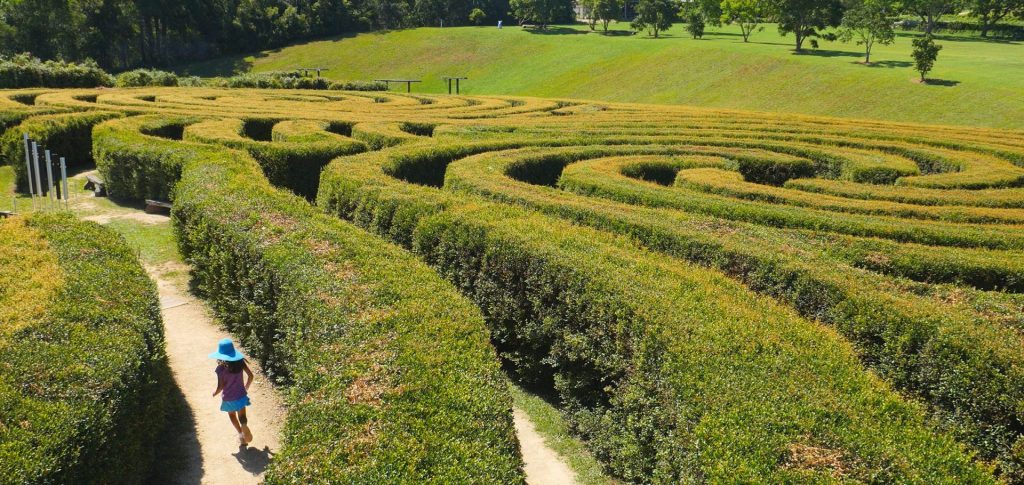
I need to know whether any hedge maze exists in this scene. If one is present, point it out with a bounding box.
[3,87,1024,482]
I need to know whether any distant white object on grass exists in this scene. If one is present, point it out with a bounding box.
[498,20,503,29]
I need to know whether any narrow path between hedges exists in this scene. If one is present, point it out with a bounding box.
[151,265,287,484]
[70,171,578,484]
[71,174,286,484]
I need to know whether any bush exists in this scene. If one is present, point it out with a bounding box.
[217,71,385,91]
[0,213,169,483]
[319,149,994,482]
[115,69,181,87]
[0,53,114,88]
[1,111,124,192]
[91,115,525,482]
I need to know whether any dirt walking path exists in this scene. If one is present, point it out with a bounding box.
[80,199,286,484]
[514,408,579,485]
[153,266,286,484]
[74,178,577,484]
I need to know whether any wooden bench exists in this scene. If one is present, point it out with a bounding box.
[84,174,106,196]
[0,210,13,218]
[144,199,172,214]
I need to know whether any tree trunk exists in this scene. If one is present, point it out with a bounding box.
[795,30,804,51]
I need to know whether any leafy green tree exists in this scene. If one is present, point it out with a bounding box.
[773,0,844,51]
[632,0,678,37]
[593,0,623,31]
[579,0,600,28]
[510,0,570,27]
[968,0,1023,36]
[911,34,941,82]
[686,10,706,37]
[469,7,487,24]
[901,0,957,34]
[720,0,770,42]
[838,0,896,63]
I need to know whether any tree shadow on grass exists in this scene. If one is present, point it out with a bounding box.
[895,31,1020,45]
[861,60,913,68]
[523,26,589,35]
[791,48,862,58]
[923,78,961,87]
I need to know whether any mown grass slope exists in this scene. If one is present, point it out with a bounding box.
[182,24,1024,128]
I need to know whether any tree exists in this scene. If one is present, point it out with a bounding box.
[968,0,1023,37]
[510,0,571,27]
[911,34,941,82]
[469,7,487,24]
[686,10,706,37]
[720,0,770,42]
[593,0,623,31]
[773,0,844,51]
[901,0,957,34]
[837,0,896,63]
[632,0,677,37]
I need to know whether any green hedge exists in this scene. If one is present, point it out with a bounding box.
[426,142,1024,474]
[0,213,169,483]
[115,69,182,87]
[1,111,123,192]
[319,151,994,482]
[0,54,114,88]
[91,115,525,482]
[182,118,366,199]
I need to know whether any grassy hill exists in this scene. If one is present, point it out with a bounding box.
[182,23,1024,128]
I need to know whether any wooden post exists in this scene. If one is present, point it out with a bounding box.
[45,150,54,207]
[456,78,461,94]
[22,134,35,210]
[60,157,69,209]
[31,142,43,209]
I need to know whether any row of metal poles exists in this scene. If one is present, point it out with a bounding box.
[21,133,70,212]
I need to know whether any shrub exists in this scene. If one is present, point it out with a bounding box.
[91,115,525,482]
[1,111,124,192]
[0,213,169,483]
[0,53,114,88]
[217,71,385,91]
[319,149,994,482]
[115,69,181,87]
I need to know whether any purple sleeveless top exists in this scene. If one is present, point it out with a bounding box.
[216,365,247,402]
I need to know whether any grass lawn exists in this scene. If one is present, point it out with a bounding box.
[181,23,1024,129]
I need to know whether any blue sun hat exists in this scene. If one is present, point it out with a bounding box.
[208,338,245,361]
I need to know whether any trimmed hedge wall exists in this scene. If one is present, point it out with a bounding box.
[0,213,169,483]
[1,111,124,192]
[182,118,367,199]
[319,154,995,482]
[91,115,526,482]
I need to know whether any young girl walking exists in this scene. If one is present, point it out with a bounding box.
[209,338,255,445]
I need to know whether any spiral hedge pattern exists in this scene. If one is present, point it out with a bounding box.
[4,87,1024,483]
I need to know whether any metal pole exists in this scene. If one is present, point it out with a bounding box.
[22,134,34,210]
[60,157,69,210]
[45,150,54,209]
[31,142,43,211]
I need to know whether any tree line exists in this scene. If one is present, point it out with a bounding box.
[0,0,519,70]
[0,0,1018,71]
[565,0,1021,48]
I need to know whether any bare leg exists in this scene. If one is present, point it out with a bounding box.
[238,407,253,443]
[228,411,242,434]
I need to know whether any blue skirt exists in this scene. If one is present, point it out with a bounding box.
[221,395,251,412]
